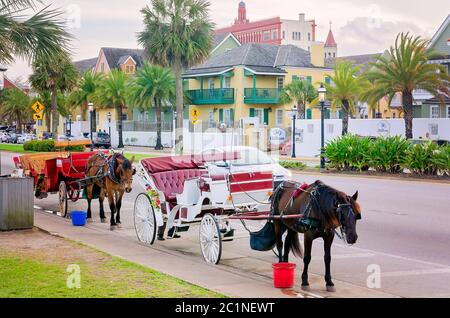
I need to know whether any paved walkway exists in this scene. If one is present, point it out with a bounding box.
[34,210,396,298]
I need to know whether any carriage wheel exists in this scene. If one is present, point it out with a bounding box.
[199,214,222,265]
[58,181,68,218]
[134,193,157,245]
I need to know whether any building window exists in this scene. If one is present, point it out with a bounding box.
[430,105,440,118]
[208,78,214,90]
[282,31,285,39]
[121,114,128,121]
[224,77,231,89]
[254,108,264,125]
[37,119,43,126]
[276,109,283,126]
[100,63,104,72]
[272,29,278,40]
[277,77,284,89]
[263,31,270,41]
[208,110,215,128]
[447,106,450,118]
[125,65,134,73]
[292,32,295,40]
[308,33,311,41]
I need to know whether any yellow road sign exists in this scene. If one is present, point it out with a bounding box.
[32,101,45,113]
[190,106,200,124]
[33,112,43,120]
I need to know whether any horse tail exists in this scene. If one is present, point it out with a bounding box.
[289,229,303,259]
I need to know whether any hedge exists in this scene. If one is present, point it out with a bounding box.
[324,134,450,177]
[23,140,85,152]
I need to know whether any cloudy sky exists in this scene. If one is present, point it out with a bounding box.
[5,0,449,80]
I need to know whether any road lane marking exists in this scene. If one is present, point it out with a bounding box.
[381,268,450,277]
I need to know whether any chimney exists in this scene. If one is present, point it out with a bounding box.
[299,13,305,22]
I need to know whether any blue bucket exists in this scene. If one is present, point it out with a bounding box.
[71,211,87,226]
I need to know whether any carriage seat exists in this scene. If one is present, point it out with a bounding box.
[151,169,206,202]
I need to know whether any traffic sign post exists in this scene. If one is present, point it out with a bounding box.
[190,107,200,125]
[31,101,45,113]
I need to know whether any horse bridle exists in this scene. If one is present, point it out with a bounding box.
[334,203,358,242]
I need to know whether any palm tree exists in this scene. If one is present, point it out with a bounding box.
[137,0,215,152]
[0,87,32,132]
[93,69,128,148]
[0,0,71,64]
[279,80,318,119]
[68,71,104,121]
[324,61,368,135]
[29,53,79,137]
[128,64,175,150]
[363,33,450,139]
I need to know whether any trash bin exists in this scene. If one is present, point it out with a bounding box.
[0,177,34,231]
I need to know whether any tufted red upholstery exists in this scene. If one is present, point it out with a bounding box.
[151,169,206,202]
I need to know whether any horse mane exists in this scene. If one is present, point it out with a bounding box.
[311,180,346,229]
[114,153,132,171]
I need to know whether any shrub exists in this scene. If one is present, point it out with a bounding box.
[405,141,446,175]
[23,140,55,152]
[23,140,38,151]
[280,160,306,170]
[324,134,371,171]
[368,136,410,173]
[65,145,86,152]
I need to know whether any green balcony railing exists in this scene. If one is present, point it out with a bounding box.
[186,88,235,105]
[244,88,282,104]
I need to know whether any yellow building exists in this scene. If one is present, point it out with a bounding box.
[183,43,333,129]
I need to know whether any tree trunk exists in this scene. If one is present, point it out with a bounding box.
[81,101,87,122]
[155,98,163,150]
[16,111,22,134]
[116,105,124,148]
[173,57,184,154]
[342,100,350,136]
[297,102,305,119]
[51,88,58,137]
[45,109,51,133]
[402,91,414,139]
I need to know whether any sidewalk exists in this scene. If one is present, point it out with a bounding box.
[34,210,397,298]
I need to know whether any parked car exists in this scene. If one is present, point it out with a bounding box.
[0,132,8,143]
[92,132,111,149]
[6,133,18,144]
[17,134,36,144]
[198,146,292,189]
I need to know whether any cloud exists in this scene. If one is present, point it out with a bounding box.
[337,17,431,56]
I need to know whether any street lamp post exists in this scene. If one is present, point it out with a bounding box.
[318,84,327,169]
[67,115,72,138]
[291,105,297,158]
[88,103,94,151]
[107,112,111,137]
[173,110,177,149]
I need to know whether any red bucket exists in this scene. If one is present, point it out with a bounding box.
[272,263,296,288]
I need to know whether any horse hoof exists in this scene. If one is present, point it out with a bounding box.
[110,225,118,231]
[86,218,93,223]
[101,218,107,223]
[326,285,336,292]
[301,285,310,291]
[116,223,122,228]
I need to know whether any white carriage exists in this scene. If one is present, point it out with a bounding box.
[133,152,274,264]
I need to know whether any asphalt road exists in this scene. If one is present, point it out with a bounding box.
[2,150,450,297]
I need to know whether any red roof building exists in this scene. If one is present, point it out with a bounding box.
[215,1,323,51]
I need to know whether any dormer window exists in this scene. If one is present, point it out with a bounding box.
[125,65,135,74]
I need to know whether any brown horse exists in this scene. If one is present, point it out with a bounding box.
[272,180,361,292]
[85,153,135,230]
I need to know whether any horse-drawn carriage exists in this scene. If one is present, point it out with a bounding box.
[133,152,278,264]
[13,150,109,217]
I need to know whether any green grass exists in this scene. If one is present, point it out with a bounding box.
[125,153,159,162]
[0,251,224,298]
[0,144,29,153]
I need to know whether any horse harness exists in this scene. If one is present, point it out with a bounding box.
[273,181,354,238]
[86,153,125,186]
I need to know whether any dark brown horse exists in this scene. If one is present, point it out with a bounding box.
[272,180,361,292]
[85,153,135,230]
